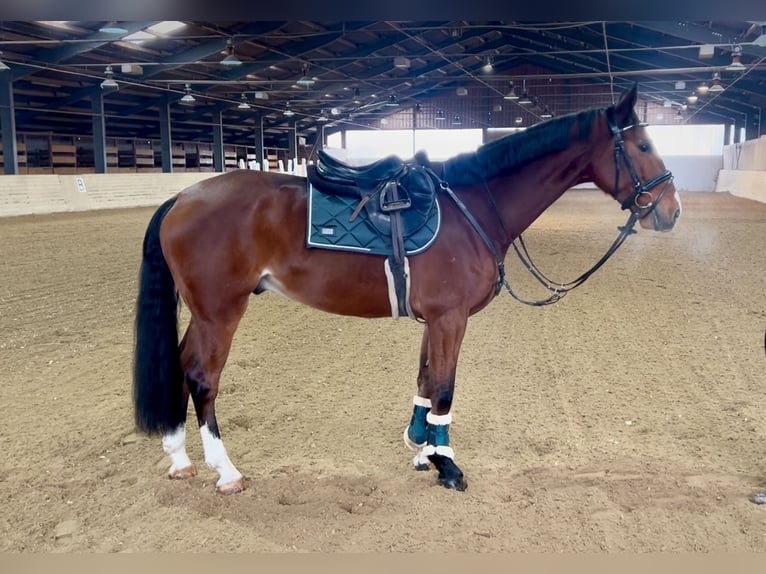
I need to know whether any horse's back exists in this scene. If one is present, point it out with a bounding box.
[178,169,304,208]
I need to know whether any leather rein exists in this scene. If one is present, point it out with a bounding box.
[432,110,674,306]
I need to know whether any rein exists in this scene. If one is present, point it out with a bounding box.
[430,111,674,307]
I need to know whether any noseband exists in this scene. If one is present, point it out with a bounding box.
[606,109,674,221]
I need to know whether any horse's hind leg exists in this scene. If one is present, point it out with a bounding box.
[162,335,196,479]
[182,306,248,494]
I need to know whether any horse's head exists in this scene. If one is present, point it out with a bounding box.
[590,84,682,232]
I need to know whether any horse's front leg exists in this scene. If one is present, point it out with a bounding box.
[410,311,468,491]
[404,326,432,471]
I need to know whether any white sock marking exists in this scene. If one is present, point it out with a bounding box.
[199,424,243,487]
[162,425,193,475]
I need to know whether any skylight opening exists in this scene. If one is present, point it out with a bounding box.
[121,30,154,46]
[36,21,74,30]
[147,21,186,35]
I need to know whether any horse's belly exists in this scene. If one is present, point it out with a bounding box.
[254,264,395,319]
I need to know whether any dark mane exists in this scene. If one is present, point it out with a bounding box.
[442,108,604,188]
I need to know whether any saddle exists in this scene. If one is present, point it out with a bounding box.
[307,150,439,318]
[307,150,437,239]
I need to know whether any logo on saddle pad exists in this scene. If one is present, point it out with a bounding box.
[306,152,441,256]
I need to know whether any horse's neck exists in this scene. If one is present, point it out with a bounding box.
[492,145,591,243]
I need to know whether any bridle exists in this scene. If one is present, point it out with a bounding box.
[607,108,674,222]
[434,108,675,307]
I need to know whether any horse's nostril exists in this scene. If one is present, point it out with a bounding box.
[673,208,681,222]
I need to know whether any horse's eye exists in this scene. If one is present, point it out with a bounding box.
[639,143,651,153]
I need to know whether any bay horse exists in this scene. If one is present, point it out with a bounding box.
[133,84,681,494]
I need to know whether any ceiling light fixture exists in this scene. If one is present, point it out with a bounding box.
[708,71,725,93]
[504,81,518,100]
[726,45,746,71]
[540,106,553,119]
[100,65,119,90]
[393,56,410,69]
[753,25,766,47]
[435,109,446,121]
[686,92,698,105]
[385,94,399,107]
[452,115,462,126]
[696,82,709,96]
[0,52,11,72]
[283,102,295,117]
[482,55,494,73]
[518,80,532,104]
[296,64,315,88]
[179,83,195,105]
[352,88,361,105]
[237,93,251,109]
[220,38,242,67]
[99,22,129,34]
[318,109,329,122]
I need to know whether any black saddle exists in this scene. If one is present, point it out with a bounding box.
[307,150,437,239]
[314,150,406,187]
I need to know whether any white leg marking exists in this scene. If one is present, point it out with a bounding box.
[162,425,193,475]
[199,424,243,487]
[412,449,431,469]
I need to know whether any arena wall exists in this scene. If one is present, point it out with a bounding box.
[717,136,766,204]
[0,172,219,217]
[0,142,764,218]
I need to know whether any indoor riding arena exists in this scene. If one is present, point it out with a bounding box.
[0,19,765,553]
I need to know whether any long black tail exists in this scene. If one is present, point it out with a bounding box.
[132,196,185,436]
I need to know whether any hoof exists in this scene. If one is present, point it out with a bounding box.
[750,491,766,505]
[169,465,197,480]
[429,454,466,491]
[216,477,245,495]
[439,475,468,491]
[414,463,431,472]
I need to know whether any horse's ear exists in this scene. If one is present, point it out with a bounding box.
[614,83,638,125]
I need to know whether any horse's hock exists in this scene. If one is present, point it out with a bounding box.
[1,191,765,551]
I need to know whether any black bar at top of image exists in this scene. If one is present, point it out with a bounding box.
[0,0,762,22]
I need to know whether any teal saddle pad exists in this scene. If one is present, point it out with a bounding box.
[306,184,441,256]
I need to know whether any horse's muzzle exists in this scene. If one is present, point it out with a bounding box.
[640,200,681,232]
